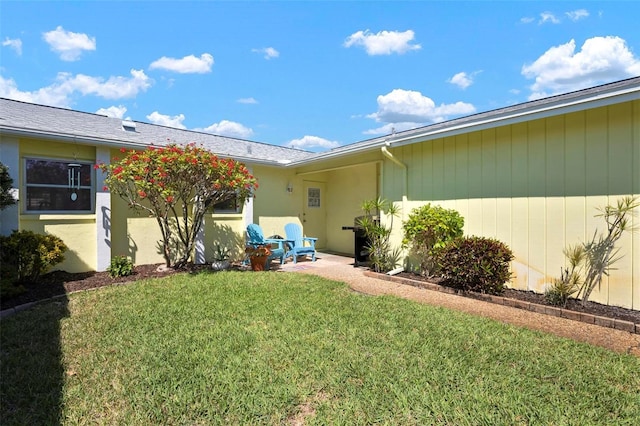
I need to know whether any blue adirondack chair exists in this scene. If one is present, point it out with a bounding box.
[246,224,286,270]
[284,223,317,263]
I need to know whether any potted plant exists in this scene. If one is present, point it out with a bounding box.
[211,244,231,271]
[245,244,272,271]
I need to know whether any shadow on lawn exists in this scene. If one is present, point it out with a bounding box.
[0,294,69,425]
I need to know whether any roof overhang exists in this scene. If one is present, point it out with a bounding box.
[287,79,640,167]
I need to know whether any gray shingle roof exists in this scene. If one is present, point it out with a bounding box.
[0,99,314,165]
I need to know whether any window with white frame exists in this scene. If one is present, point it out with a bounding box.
[25,158,93,212]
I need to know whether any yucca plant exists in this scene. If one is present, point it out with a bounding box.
[575,196,638,306]
[545,245,584,307]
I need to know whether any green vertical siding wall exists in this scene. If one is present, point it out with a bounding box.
[384,101,639,309]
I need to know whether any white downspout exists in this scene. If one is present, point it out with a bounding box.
[380,142,408,219]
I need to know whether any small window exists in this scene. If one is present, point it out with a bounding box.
[307,187,321,208]
[210,195,242,214]
[25,158,93,212]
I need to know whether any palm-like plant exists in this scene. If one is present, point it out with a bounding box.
[358,198,401,273]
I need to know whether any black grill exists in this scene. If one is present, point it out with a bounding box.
[342,215,379,267]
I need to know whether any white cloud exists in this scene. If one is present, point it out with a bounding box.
[198,120,254,139]
[252,47,279,60]
[237,97,258,104]
[367,89,476,125]
[96,105,127,118]
[2,37,22,55]
[522,36,640,100]
[363,122,423,136]
[147,111,186,129]
[61,69,152,99]
[539,12,560,24]
[149,53,214,74]
[42,26,96,61]
[344,29,421,55]
[520,17,535,24]
[285,135,340,151]
[448,71,476,89]
[566,9,589,22]
[0,75,69,106]
[0,69,152,107]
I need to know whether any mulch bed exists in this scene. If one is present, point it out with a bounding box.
[1,264,204,311]
[395,272,640,324]
[2,265,639,326]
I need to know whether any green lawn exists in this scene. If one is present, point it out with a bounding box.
[1,271,639,425]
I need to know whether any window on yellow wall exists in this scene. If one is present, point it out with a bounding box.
[209,195,243,214]
[24,158,93,213]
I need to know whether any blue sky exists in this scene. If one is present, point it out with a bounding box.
[1,1,639,152]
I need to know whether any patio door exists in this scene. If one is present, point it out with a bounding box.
[302,180,326,249]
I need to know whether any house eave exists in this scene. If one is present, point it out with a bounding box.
[287,79,640,167]
[385,85,640,149]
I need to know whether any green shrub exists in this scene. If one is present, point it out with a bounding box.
[402,203,464,276]
[107,255,135,278]
[437,236,513,294]
[0,230,67,283]
[0,274,26,300]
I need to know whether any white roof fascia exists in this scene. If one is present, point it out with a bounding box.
[284,137,387,166]
[385,86,640,149]
[0,127,149,150]
[287,80,640,167]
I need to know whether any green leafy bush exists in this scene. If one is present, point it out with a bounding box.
[437,236,513,294]
[0,230,67,283]
[402,204,464,276]
[107,255,135,278]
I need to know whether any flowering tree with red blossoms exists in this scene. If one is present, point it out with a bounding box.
[97,143,258,269]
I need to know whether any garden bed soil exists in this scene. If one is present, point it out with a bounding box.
[1,264,206,311]
[395,272,640,325]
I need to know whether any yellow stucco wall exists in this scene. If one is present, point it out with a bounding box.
[252,165,305,237]
[202,214,246,262]
[325,163,379,254]
[384,101,639,309]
